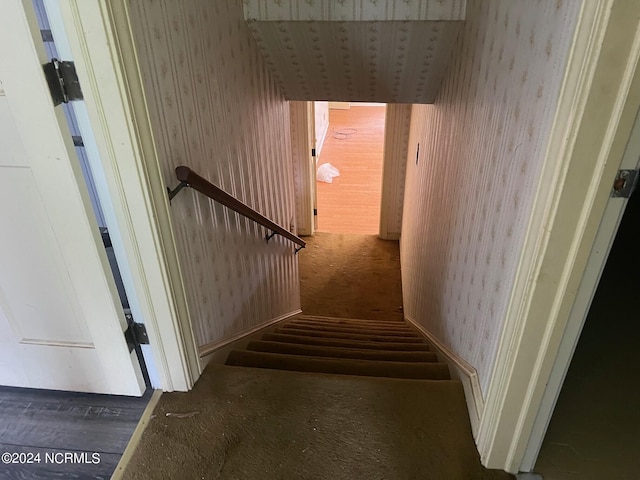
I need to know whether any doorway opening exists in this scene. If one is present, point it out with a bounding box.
[534,188,640,478]
[314,102,386,234]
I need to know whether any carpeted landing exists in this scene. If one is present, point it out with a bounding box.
[123,315,514,479]
[122,363,513,480]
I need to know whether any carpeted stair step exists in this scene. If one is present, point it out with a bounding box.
[273,327,425,343]
[290,318,418,334]
[261,333,431,351]
[296,317,413,331]
[290,315,413,325]
[247,340,439,363]
[226,350,450,380]
[284,321,417,336]
[295,315,408,325]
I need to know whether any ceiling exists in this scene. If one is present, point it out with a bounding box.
[244,1,466,104]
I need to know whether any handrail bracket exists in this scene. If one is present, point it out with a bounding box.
[294,246,304,254]
[265,231,277,243]
[167,181,189,202]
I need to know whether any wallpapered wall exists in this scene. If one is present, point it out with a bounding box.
[401,0,581,393]
[244,20,463,104]
[380,104,411,240]
[244,0,466,21]
[244,1,464,104]
[128,0,300,348]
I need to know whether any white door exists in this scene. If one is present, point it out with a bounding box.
[0,1,145,395]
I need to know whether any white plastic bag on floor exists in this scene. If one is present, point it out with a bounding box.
[317,163,340,183]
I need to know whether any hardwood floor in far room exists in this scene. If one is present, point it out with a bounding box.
[316,105,386,235]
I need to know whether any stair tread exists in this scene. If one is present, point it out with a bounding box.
[298,315,408,325]
[226,350,450,380]
[273,327,425,343]
[247,340,439,363]
[286,321,415,335]
[262,333,431,351]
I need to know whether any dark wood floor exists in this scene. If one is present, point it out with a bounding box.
[0,386,151,479]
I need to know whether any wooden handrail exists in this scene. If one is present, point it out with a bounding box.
[174,166,305,249]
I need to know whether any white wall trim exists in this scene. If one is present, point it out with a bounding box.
[406,316,484,436]
[314,102,330,159]
[59,0,201,391]
[198,309,302,358]
[44,0,161,388]
[111,389,162,479]
[520,107,640,471]
[381,233,401,241]
[290,101,315,236]
[478,0,640,472]
[317,121,329,158]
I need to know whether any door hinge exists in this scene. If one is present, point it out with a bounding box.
[99,227,112,248]
[311,148,316,157]
[611,169,639,198]
[40,29,54,42]
[43,58,83,106]
[124,311,149,352]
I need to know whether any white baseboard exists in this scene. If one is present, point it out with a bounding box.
[405,316,485,437]
[111,389,162,479]
[378,232,400,240]
[316,121,329,158]
[198,310,302,365]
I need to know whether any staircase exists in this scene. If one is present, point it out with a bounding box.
[225,315,450,380]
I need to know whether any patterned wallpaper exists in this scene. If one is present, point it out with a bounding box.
[244,0,467,21]
[380,104,411,239]
[244,1,465,104]
[128,0,300,348]
[400,0,580,394]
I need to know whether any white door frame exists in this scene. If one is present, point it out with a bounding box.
[290,101,316,236]
[477,0,640,472]
[42,0,162,387]
[520,107,640,471]
[0,0,146,395]
[56,0,201,391]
